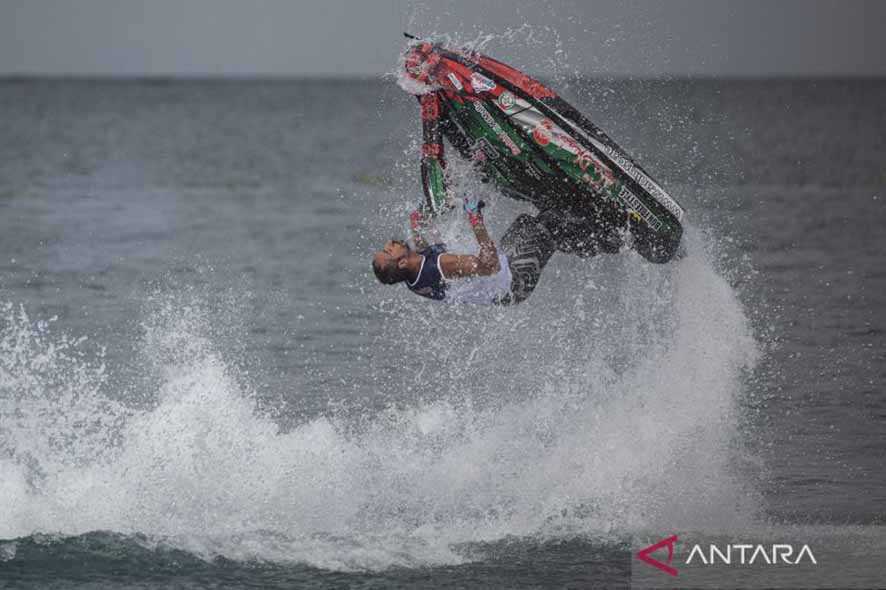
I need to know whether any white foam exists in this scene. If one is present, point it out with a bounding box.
[0,228,761,570]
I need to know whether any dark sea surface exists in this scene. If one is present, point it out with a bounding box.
[0,77,884,588]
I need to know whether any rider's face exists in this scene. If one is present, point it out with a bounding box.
[373,239,409,269]
[383,239,409,259]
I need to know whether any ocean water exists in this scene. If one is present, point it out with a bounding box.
[0,77,884,588]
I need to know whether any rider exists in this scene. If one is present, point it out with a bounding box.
[371,198,555,305]
[370,43,631,305]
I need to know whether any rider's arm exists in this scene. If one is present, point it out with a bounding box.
[438,200,500,278]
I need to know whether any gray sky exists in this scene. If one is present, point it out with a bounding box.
[1,0,884,77]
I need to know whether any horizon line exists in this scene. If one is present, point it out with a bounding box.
[2,72,884,83]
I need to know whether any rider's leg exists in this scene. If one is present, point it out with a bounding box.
[498,214,557,305]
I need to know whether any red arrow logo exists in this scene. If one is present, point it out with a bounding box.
[637,535,679,577]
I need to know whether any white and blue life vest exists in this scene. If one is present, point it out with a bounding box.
[406,244,512,305]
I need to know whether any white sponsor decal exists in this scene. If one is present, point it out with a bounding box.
[470,72,496,92]
[497,91,516,110]
[619,186,662,231]
[446,72,463,91]
[599,143,684,221]
[473,102,521,156]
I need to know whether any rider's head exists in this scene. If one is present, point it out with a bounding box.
[372,239,412,285]
[403,42,440,85]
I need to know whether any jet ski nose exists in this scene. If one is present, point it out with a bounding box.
[403,42,440,84]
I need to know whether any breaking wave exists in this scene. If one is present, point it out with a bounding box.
[0,227,760,571]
